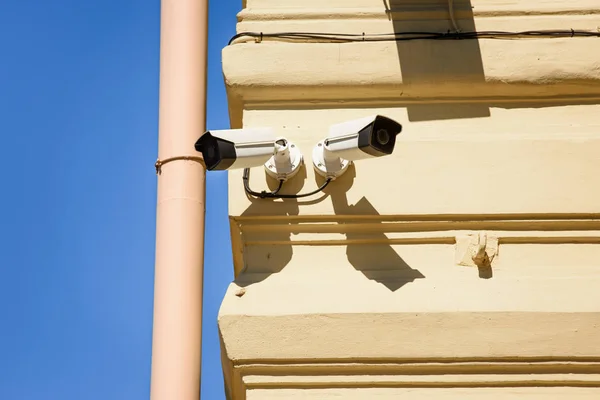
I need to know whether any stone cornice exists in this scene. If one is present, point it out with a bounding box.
[238,2,600,22]
[226,0,600,127]
[241,362,600,389]
[219,312,600,360]
[236,216,600,241]
[223,40,600,112]
[226,358,600,398]
[219,312,600,398]
[231,215,600,275]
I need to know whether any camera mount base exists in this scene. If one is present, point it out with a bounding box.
[264,139,303,181]
[312,140,351,180]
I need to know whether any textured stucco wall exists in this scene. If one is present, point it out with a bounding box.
[218,1,600,398]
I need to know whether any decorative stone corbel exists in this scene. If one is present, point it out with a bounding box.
[455,231,498,268]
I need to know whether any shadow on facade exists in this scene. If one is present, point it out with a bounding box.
[237,165,424,291]
[235,198,296,287]
[236,166,329,287]
[324,166,425,291]
[384,0,490,121]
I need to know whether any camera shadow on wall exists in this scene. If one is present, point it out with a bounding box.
[325,166,425,291]
[236,166,332,287]
[237,164,424,291]
[235,167,306,287]
[384,0,490,121]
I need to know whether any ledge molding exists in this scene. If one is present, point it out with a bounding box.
[219,312,600,398]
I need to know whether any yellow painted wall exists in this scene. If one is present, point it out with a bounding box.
[219,1,600,398]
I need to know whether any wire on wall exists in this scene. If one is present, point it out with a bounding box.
[229,30,600,45]
[243,168,331,199]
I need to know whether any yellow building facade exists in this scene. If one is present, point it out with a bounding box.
[218,1,600,398]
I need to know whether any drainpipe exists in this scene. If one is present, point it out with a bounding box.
[150,0,208,399]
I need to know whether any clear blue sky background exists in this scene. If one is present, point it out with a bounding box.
[0,1,237,398]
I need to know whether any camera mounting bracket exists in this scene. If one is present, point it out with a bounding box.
[312,140,351,180]
[264,138,303,181]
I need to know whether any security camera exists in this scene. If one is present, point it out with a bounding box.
[312,115,402,179]
[195,128,302,181]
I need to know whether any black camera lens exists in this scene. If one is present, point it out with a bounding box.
[357,116,402,157]
[195,133,236,170]
[200,140,220,170]
[205,142,216,159]
[376,129,390,146]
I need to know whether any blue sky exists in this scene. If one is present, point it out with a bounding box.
[0,1,236,398]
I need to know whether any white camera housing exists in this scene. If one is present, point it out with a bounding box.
[195,128,302,181]
[312,115,402,179]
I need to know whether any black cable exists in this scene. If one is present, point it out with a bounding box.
[243,168,283,198]
[275,179,332,199]
[229,30,600,45]
[242,168,332,199]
